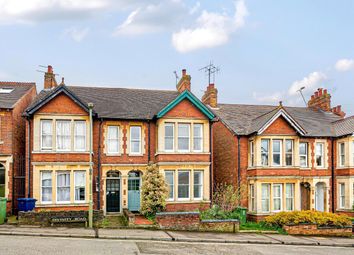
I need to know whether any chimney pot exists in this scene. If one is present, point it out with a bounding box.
[48,65,53,73]
[311,95,315,100]
[318,88,323,96]
[182,69,187,77]
[314,91,319,97]
[323,89,327,95]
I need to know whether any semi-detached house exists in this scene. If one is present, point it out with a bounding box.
[24,66,215,214]
[202,84,354,220]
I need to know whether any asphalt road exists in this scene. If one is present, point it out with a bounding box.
[0,235,353,255]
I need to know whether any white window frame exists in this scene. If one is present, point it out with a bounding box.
[285,183,294,211]
[285,140,293,166]
[74,121,86,152]
[250,141,254,167]
[272,184,282,212]
[40,171,52,204]
[315,143,325,167]
[299,142,308,168]
[193,124,203,152]
[193,170,203,200]
[74,171,86,203]
[249,184,255,211]
[177,170,190,201]
[165,171,175,201]
[107,126,120,154]
[40,120,53,150]
[164,123,174,152]
[177,123,190,152]
[56,120,71,151]
[130,126,142,155]
[339,142,345,167]
[272,140,282,166]
[261,184,270,213]
[339,183,345,209]
[56,171,71,204]
[261,139,270,166]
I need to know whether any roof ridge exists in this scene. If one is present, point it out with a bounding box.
[0,81,36,86]
[67,85,177,92]
[332,115,354,123]
[251,106,278,120]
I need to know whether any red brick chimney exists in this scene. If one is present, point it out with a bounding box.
[331,105,346,118]
[308,88,331,112]
[44,65,58,90]
[176,69,191,93]
[202,83,218,108]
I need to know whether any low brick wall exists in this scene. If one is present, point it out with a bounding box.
[165,202,210,212]
[156,212,240,232]
[200,219,239,233]
[283,224,352,237]
[19,210,104,227]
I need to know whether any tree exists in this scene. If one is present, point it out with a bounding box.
[140,162,168,216]
[213,183,246,212]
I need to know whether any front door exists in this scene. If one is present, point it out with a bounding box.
[315,182,325,212]
[300,182,311,210]
[106,178,120,213]
[128,172,141,212]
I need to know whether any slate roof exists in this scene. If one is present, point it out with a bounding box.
[212,103,345,137]
[332,116,354,137]
[0,82,36,109]
[27,85,179,119]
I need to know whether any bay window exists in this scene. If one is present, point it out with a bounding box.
[41,171,52,203]
[285,140,293,166]
[316,143,324,167]
[74,121,86,151]
[178,124,190,152]
[261,139,269,166]
[130,126,141,154]
[299,142,308,167]
[165,171,174,200]
[272,140,282,166]
[193,171,203,199]
[261,184,270,212]
[339,183,345,209]
[56,171,70,203]
[193,124,203,152]
[178,170,190,200]
[285,183,294,211]
[273,184,282,211]
[74,171,86,202]
[339,143,345,167]
[164,123,174,151]
[107,126,119,154]
[56,120,71,151]
[41,120,53,150]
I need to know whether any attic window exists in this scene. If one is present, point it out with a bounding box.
[0,88,14,94]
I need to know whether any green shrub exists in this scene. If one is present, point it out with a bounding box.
[264,211,352,228]
[200,205,240,220]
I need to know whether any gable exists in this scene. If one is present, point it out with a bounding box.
[36,93,88,115]
[163,98,208,119]
[262,116,297,135]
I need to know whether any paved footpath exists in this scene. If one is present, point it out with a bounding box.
[0,225,353,248]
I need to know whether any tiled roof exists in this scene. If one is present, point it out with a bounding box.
[333,116,354,137]
[0,82,36,109]
[213,103,343,137]
[27,85,179,119]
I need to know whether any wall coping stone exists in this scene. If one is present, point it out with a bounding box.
[156,211,200,216]
[201,219,239,223]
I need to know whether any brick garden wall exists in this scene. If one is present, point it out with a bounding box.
[283,224,352,237]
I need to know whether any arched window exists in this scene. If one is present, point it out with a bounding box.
[107,171,120,178]
[0,164,5,197]
[128,171,141,178]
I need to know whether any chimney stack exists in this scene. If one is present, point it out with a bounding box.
[44,65,58,90]
[176,69,191,93]
[308,88,331,112]
[331,105,346,118]
[202,83,218,108]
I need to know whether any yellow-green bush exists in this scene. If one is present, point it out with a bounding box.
[264,211,352,227]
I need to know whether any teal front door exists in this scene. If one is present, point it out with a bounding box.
[128,173,141,212]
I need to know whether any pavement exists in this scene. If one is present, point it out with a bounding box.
[0,225,353,248]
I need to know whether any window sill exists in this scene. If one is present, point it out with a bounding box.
[128,153,144,157]
[156,152,210,155]
[33,151,90,154]
[0,141,3,145]
[106,153,122,157]
[167,200,211,204]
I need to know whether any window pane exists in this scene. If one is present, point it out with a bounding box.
[261,184,270,212]
[273,184,282,211]
[299,143,308,167]
[164,124,174,151]
[261,140,269,166]
[316,143,323,166]
[74,121,86,151]
[285,140,293,166]
[286,183,294,211]
[41,172,52,202]
[178,124,190,151]
[193,171,203,199]
[108,126,119,153]
[165,171,174,200]
[57,172,70,202]
[75,171,86,201]
[131,126,141,139]
[178,171,190,199]
[56,121,71,150]
[130,126,141,153]
[193,124,203,152]
[41,120,52,149]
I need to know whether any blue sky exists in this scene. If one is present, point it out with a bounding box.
[0,0,353,115]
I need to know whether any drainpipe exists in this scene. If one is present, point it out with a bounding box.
[331,137,335,213]
[147,120,151,162]
[27,117,31,198]
[88,103,94,228]
[209,122,213,203]
[97,118,103,210]
[237,135,241,206]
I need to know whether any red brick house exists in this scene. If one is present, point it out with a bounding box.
[24,66,215,214]
[202,84,354,220]
[0,82,37,214]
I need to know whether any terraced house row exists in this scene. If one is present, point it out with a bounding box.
[0,65,353,220]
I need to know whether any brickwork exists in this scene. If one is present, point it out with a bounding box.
[262,116,297,135]
[165,202,210,212]
[163,99,208,119]
[283,224,352,237]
